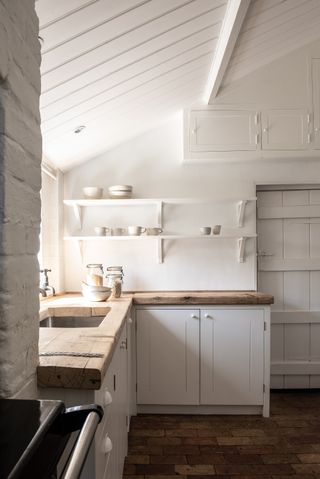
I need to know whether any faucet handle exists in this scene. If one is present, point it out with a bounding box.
[40,268,51,273]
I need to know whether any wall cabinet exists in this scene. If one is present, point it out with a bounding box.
[189,109,258,152]
[261,109,309,150]
[136,306,270,416]
[184,106,315,161]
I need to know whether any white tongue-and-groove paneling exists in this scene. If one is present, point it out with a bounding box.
[40,12,221,108]
[257,189,320,389]
[221,0,320,89]
[36,0,227,169]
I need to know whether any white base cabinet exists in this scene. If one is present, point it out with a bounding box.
[136,306,270,416]
[201,309,264,405]
[137,308,199,405]
[39,321,132,479]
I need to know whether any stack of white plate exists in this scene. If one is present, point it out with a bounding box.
[108,185,132,199]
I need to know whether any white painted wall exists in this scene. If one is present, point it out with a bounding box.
[0,0,42,398]
[63,40,320,292]
[40,168,64,293]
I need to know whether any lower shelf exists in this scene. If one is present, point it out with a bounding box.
[63,234,257,263]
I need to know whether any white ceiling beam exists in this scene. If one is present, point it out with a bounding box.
[204,0,251,103]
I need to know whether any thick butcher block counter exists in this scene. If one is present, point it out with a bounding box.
[38,294,132,390]
[133,291,274,305]
[38,291,273,390]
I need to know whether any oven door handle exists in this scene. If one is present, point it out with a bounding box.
[62,410,100,479]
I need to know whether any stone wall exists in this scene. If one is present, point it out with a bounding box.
[0,0,42,398]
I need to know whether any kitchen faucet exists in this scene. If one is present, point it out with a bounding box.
[40,269,55,296]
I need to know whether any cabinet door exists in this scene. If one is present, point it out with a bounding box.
[312,58,320,149]
[136,309,200,404]
[189,109,258,152]
[261,109,309,150]
[201,309,264,405]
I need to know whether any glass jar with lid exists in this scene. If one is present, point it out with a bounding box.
[86,263,104,286]
[105,271,123,298]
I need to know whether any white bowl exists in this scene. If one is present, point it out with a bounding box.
[109,191,132,199]
[109,185,132,192]
[82,282,111,293]
[82,283,111,301]
[83,187,103,199]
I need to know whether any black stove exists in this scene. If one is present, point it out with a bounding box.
[0,399,103,479]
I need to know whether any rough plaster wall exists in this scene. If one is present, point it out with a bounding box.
[0,0,42,398]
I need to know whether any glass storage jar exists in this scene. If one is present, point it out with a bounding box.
[105,272,123,298]
[86,263,104,286]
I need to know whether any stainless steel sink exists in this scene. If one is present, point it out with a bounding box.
[40,315,106,328]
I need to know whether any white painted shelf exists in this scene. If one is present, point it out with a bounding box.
[64,197,257,263]
[63,234,257,263]
[64,197,257,229]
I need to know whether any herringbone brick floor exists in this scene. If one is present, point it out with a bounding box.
[123,391,320,478]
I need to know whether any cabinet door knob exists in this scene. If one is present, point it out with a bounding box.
[103,390,113,406]
[102,435,113,454]
[127,317,133,324]
[190,314,198,319]
[204,314,213,319]
[120,339,127,349]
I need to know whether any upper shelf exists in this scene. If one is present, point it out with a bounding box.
[64,197,257,229]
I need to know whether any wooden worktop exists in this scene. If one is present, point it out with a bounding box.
[132,291,274,305]
[38,295,132,390]
[38,291,273,390]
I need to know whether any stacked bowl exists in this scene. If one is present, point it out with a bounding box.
[108,185,132,199]
[81,282,111,302]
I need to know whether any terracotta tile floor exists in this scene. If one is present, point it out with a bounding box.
[123,391,320,478]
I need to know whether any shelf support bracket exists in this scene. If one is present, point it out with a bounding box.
[76,239,84,262]
[156,201,163,229]
[157,238,163,264]
[238,237,246,263]
[73,204,83,229]
[237,200,247,227]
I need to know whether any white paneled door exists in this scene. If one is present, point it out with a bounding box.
[257,189,320,388]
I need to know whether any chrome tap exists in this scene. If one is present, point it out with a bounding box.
[40,269,55,296]
[39,288,47,297]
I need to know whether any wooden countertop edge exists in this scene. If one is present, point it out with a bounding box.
[132,291,274,305]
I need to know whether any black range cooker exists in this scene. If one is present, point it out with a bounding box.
[0,399,103,479]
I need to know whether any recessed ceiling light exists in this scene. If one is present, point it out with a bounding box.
[74,125,86,134]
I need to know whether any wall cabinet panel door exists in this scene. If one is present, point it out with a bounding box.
[189,110,258,152]
[200,309,264,405]
[136,309,200,404]
[312,59,320,149]
[261,109,309,150]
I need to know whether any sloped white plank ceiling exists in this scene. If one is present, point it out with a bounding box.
[36,0,320,170]
[221,0,320,89]
[37,0,227,170]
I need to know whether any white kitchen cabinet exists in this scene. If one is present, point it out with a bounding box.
[312,58,320,149]
[136,308,200,405]
[261,109,309,150]
[136,306,270,416]
[39,321,130,479]
[200,308,264,405]
[188,109,258,152]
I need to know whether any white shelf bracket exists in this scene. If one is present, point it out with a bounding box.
[238,237,246,263]
[157,238,163,264]
[237,200,247,227]
[156,201,163,229]
[73,204,83,229]
[76,239,84,262]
